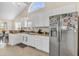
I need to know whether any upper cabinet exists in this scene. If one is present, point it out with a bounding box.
[30,12,49,27]
[38,13,49,27]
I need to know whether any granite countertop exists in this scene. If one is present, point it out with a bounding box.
[9,32,49,37]
[28,33,49,36]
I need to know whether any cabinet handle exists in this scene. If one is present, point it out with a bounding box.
[26,37,28,42]
[23,36,26,42]
[23,36,28,42]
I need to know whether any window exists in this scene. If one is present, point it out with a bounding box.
[24,21,28,27]
[27,21,32,27]
[15,22,21,30]
[0,22,7,30]
[28,2,45,13]
[24,20,32,27]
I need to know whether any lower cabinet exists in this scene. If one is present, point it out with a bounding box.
[9,34,49,53]
[27,35,35,47]
[34,36,49,53]
[22,34,28,45]
[22,35,49,53]
[9,34,23,45]
[22,35,35,47]
[34,36,41,49]
[42,38,49,53]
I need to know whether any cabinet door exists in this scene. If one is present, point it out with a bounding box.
[31,15,40,27]
[44,14,49,27]
[39,13,49,27]
[34,37,38,48]
[30,13,49,27]
[17,34,23,43]
[9,34,22,45]
[35,37,42,49]
[9,34,16,45]
[23,36,28,44]
[38,36,49,53]
[43,38,49,53]
[37,14,42,27]
[34,16,39,27]
[30,16,36,27]
[33,19,37,27]
[28,35,35,47]
[22,34,29,45]
[34,36,43,51]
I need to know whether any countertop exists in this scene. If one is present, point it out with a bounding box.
[28,33,49,36]
[9,32,49,37]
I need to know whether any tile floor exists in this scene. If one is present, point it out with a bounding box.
[0,45,48,56]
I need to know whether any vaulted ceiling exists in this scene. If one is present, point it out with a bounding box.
[0,2,31,20]
[0,2,76,20]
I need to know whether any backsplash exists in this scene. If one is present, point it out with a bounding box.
[32,27,49,33]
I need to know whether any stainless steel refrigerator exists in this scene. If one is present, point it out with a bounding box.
[49,12,78,56]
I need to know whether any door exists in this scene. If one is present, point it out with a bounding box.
[49,15,60,56]
[60,12,78,56]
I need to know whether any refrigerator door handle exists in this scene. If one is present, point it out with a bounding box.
[60,29,62,41]
[51,29,52,36]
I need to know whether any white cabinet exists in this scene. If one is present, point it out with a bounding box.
[27,35,35,47]
[42,36,49,53]
[38,13,49,27]
[31,15,40,27]
[9,34,23,45]
[35,36,49,53]
[9,33,49,53]
[30,17,35,27]
[23,34,49,53]
[32,35,49,53]
[22,34,35,47]
[30,13,49,27]
[43,14,49,27]
[34,36,42,49]
[22,34,29,45]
